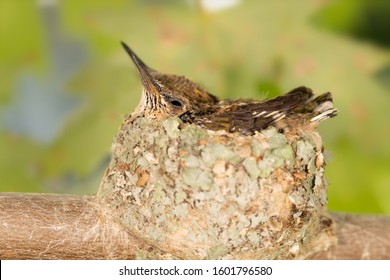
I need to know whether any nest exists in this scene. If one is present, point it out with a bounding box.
[98,115,332,259]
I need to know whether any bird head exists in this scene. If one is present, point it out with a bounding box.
[121,42,218,119]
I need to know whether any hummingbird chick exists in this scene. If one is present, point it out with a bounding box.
[121,42,337,135]
[97,42,338,259]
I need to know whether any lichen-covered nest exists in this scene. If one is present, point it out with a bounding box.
[98,116,332,259]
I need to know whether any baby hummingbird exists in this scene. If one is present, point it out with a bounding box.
[96,42,338,259]
[121,42,336,135]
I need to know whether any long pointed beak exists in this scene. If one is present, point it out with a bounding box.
[121,41,160,97]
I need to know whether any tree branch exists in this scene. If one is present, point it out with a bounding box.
[308,212,390,260]
[1,192,390,259]
[0,193,160,260]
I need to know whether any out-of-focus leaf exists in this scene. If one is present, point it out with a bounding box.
[374,64,390,91]
[312,0,390,47]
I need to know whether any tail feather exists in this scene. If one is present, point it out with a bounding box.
[308,92,337,123]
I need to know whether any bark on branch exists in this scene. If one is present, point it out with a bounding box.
[0,193,160,260]
[1,192,389,259]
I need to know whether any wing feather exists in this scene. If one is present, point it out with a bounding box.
[203,86,313,134]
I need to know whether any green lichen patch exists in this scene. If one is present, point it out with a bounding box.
[183,167,213,190]
[257,158,274,178]
[263,127,287,148]
[271,145,294,167]
[207,245,229,260]
[296,140,315,165]
[252,137,265,157]
[182,154,201,168]
[243,157,260,179]
[179,124,209,148]
[173,203,189,219]
[201,143,238,167]
[162,117,182,138]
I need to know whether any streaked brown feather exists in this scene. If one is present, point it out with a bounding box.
[190,86,314,134]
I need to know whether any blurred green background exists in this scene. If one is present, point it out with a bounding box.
[0,0,389,214]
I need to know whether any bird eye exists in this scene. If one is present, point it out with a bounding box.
[169,99,183,108]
